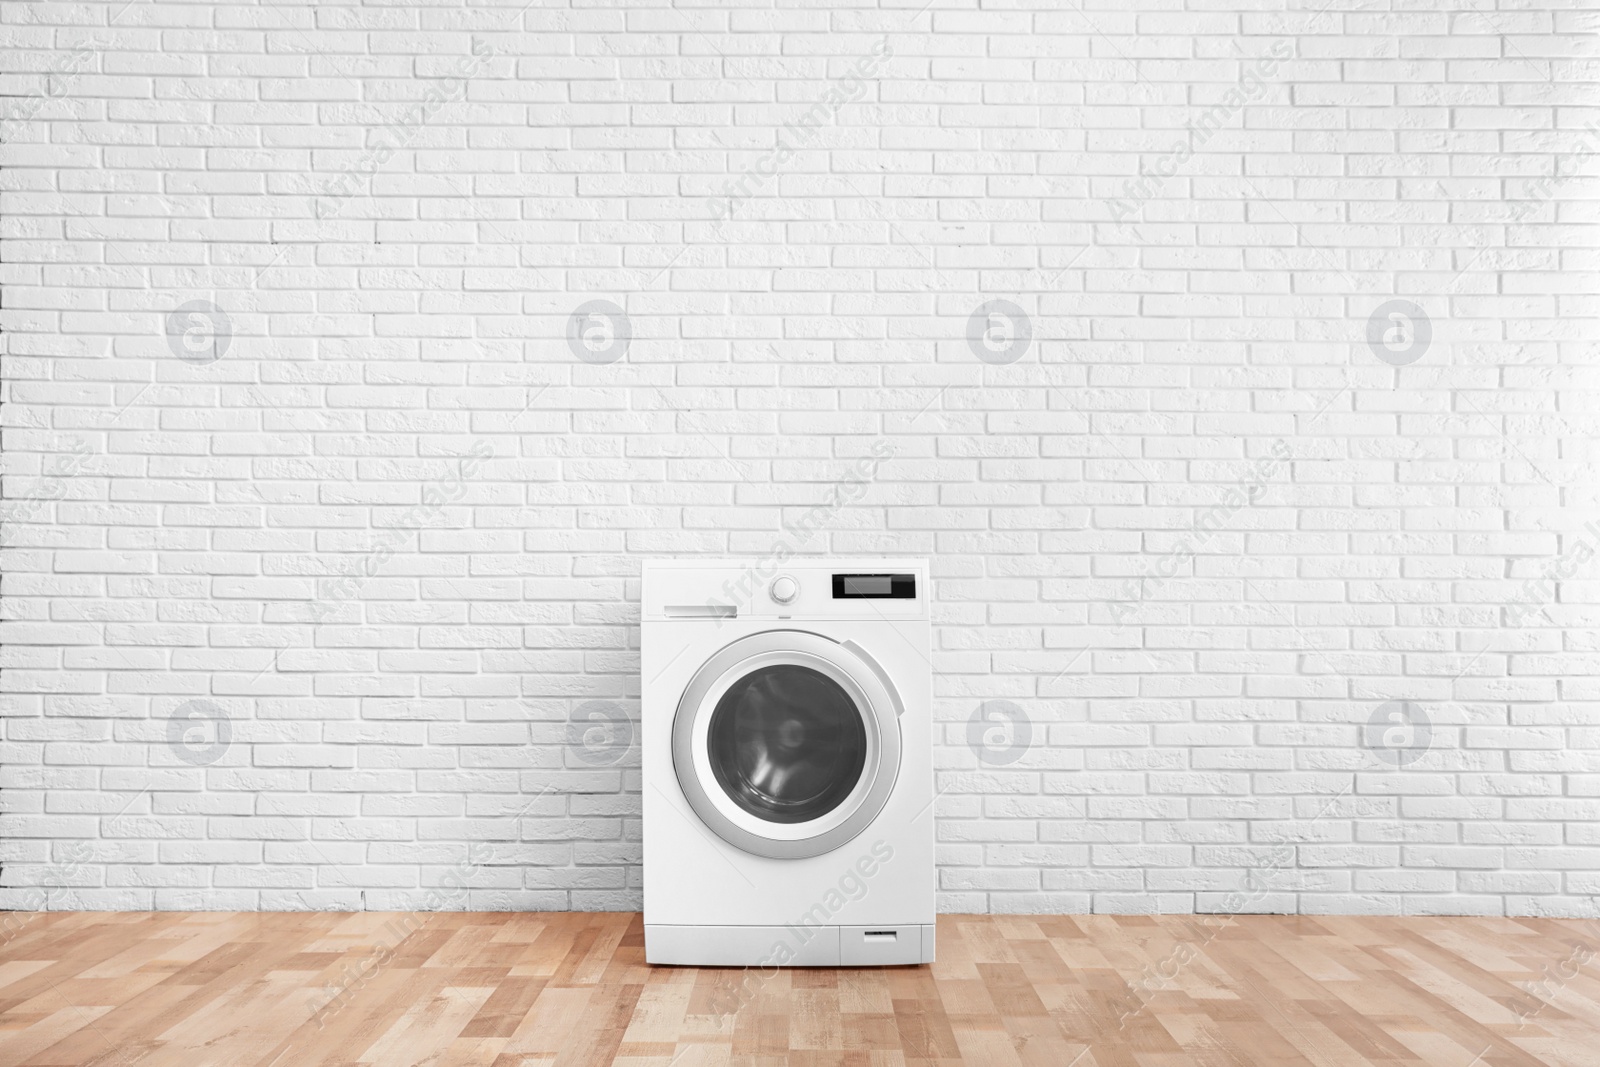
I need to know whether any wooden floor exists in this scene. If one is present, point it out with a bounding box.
[1,912,1597,1067]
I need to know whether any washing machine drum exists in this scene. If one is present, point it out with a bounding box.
[672,630,904,859]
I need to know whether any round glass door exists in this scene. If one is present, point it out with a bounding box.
[672,630,903,859]
[707,664,868,824]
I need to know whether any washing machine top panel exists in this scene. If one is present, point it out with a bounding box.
[643,558,930,621]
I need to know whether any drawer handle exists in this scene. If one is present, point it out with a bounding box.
[863,930,897,942]
[664,605,736,618]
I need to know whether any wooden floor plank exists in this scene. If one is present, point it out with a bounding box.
[1,913,1596,1066]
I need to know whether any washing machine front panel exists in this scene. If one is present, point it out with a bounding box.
[673,630,902,860]
[643,560,934,955]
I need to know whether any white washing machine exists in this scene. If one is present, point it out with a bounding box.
[642,558,935,966]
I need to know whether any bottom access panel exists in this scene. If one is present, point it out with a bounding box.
[646,923,935,967]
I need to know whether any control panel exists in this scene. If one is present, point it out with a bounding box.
[752,562,924,617]
[645,559,928,620]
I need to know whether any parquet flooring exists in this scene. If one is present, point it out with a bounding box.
[1,911,1597,1066]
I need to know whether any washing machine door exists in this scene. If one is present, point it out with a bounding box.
[672,629,903,860]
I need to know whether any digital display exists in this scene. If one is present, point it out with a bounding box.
[832,573,916,599]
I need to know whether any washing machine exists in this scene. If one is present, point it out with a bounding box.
[642,558,935,967]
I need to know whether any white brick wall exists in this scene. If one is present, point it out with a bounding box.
[2,0,1598,917]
